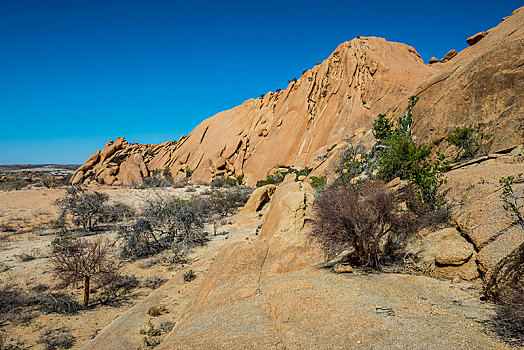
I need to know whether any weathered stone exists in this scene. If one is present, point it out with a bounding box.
[333,263,353,274]
[439,49,457,62]
[428,57,439,64]
[466,31,487,46]
[215,157,226,170]
[239,184,276,214]
[71,170,84,185]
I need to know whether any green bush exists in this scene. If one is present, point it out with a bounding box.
[256,167,311,187]
[372,114,394,140]
[310,176,327,190]
[446,123,491,161]
[336,96,449,209]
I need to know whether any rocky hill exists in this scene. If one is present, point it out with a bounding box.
[72,37,440,186]
[72,7,523,188]
[73,7,524,350]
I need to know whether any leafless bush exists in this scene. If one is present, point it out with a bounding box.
[183,270,196,282]
[143,276,167,289]
[37,327,75,350]
[195,187,252,219]
[483,242,524,346]
[95,273,139,306]
[37,292,81,315]
[399,183,451,227]
[101,202,136,223]
[119,219,162,259]
[54,187,110,231]
[0,284,33,325]
[50,238,120,307]
[139,175,173,188]
[119,196,207,260]
[311,180,417,268]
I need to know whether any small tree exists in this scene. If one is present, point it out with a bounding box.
[55,187,109,231]
[446,123,491,161]
[51,239,119,307]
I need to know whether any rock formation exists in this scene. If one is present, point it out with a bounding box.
[74,6,524,187]
[73,37,439,186]
[79,7,524,349]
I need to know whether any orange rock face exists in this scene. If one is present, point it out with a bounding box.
[73,37,437,186]
[73,7,524,188]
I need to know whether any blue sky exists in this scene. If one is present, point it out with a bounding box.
[0,0,521,164]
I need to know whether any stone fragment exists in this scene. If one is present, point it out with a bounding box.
[333,264,353,274]
[71,170,84,185]
[466,32,487,46]
[440,49,457,62]
[215,157,226,170]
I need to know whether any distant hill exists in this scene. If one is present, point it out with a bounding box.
[0,164,80,176]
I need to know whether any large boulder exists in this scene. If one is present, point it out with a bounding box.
[466,31,487,46]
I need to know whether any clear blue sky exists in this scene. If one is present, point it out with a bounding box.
[0,0,521,164]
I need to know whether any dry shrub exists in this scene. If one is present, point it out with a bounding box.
[143,276,167,290]
[183,270,196,282]
[95,273,139,306]
[311,180,417,268]
[484,242,524,346]
[37,292,81,315]
[51,238,120,308]
[37,327,75,350]
[148,305,166,317]
[54,187,110,231]
[0,284,36,325]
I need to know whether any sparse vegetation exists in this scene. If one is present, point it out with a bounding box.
[96,273,139,306]
[211,175,244,188]
[54,187,110,232]
[50,238,120,307]
[183,270,196,282]
[118,196,206,260]
[310,176,327,191]
[143,276,167,289]
[482,174,524,346]
[37,292,81,315]
[446,123,491,161]
[37,327,75,350]
[256,167,311,187]
[148,305,166,317]
[338,96,450,209]
[311,180,417,267]
[312,96,452,269]
[140,320,172,348]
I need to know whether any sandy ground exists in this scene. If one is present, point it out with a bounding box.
[0,185,245,349]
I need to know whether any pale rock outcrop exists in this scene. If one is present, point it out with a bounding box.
[406,227,478,280]
[153,182,507,349]
[74,37,439,186]
[75,8,524,187]
[117,153,148,186]
[239,184,276,214]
